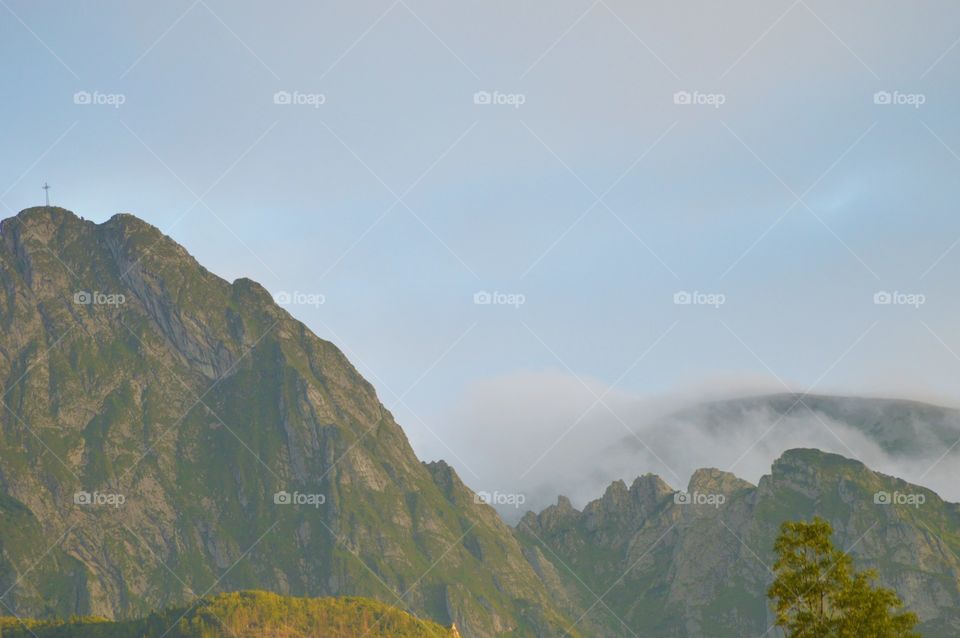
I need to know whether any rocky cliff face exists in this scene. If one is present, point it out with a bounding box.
[0,208,575,637]
[517,448,960,637]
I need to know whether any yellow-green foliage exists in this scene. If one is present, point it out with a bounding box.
[768,517,919,638]
[0,591,456,638]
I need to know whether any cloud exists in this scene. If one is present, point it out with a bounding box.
[430,371,960,522]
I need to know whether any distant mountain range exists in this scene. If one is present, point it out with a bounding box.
[519,447,960,636]
[0,208,957,637]
[596,392,960,507]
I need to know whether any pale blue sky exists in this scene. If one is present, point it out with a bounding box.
[3,0,960,505]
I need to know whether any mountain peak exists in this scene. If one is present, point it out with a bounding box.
[100,211,166,239]
[0,206,580,637]
[628,474,674,508]
[771,447,870,477]
[15,205,79,221]
[686,467,754,495]
[518,494,581,534]
[601,479,629,502]
[555,494,577,512]
[2,206,88,241]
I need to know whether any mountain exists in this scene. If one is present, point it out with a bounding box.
[2,207,956,638]
[0,208,575,637]
[517,447,960,637]
[0,590,459,637]
[594,392,960,510]
[648,393,960,457]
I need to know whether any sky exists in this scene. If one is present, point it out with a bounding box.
[3,0,960,516]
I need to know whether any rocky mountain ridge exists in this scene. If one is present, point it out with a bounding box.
[518,447,960,636]
[0,207,575,637]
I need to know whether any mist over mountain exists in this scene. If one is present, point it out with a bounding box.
[440,376,960,520]
[614,392,960,488]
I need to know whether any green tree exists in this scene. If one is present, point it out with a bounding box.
[768,517,919,637]
[833,571,919,638]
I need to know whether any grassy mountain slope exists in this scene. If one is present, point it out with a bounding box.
[0,590,458,637]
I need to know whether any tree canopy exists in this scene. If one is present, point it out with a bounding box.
[768,517,919,637]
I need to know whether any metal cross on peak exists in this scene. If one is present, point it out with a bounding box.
[42,182,51,207]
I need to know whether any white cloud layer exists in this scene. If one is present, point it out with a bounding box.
[431,370,960,522]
